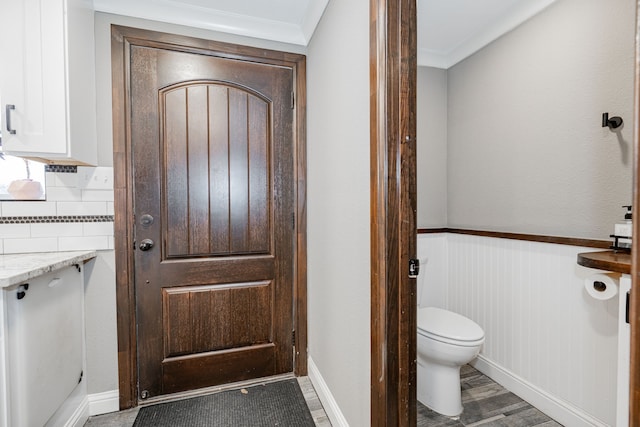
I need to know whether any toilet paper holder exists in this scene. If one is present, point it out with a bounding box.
[585,272,620,301]
[593,281,607,292]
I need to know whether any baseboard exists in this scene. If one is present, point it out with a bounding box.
[88,389,120,416]
[307,357,349,427]
[64,397,90,427]
[41,381,89,427]
[472,356,608,427]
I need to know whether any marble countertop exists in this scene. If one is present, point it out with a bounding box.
[0,250,97,288]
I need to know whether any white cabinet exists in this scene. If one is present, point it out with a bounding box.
[0,0,97,166]
[0,251,94,427]
[5,266,85,427]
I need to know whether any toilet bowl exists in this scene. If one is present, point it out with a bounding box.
[417,306,484,417]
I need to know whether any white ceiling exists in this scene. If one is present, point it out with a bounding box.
[92,0,557,68]
[418,0,557,68]
[92,0,330,45]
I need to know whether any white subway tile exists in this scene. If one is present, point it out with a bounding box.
[46,187,83,202]
[0,239,4,254]
[83,222,114,236]
[106,202,114,216]
[45,173,57,188]
[0,224,31,239]
[1,202,57,216]
[31,222,83,238]
[56,202,108,216]
[54,172,79,188]
[77,166,113,190]
[58,236,110,251]
[4,238,58,254]
[107,236,114,250]
[82,189,115,202]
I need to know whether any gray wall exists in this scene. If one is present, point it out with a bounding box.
[93,9,374,425]
[306,0,371,424]
[83,251,118,394]
[417,67,448,228]
[419,0,635,239]
[87,12,306,395]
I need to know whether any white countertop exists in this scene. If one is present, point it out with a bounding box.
[0,250,97,288]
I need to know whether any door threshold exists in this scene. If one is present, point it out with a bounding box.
[138,372,296,407]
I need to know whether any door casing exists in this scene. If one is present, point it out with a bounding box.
[370,0,417,425]
[111,25,307,409]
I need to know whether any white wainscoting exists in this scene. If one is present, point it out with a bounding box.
[418,233,618,426]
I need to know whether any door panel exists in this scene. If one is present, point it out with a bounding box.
[162,344,276,394]
[131,44,294,399]
[162,282,272,357]
[161,83,271,257]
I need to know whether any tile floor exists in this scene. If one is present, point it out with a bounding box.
[417,365,562,426]
[83,376,330,427]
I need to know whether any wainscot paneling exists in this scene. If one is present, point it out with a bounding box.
[418,233,618,426]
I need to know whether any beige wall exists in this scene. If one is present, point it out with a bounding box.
[306,0,371,424]
[417,66,448,228]
[440,0,635,239]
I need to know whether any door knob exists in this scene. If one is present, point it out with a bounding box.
[139,239,154,251]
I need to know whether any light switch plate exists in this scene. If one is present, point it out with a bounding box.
[76,166,114,190]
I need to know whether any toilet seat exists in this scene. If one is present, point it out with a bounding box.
[417,307,484,346]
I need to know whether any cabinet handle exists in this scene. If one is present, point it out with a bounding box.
[5,104,16,135]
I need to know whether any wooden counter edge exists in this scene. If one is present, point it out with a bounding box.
[577,250,631,275]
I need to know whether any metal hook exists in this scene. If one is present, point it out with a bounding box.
[602,112,623,130]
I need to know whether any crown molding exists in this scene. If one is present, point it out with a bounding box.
[418,0,557,69]
[93,0,328,46]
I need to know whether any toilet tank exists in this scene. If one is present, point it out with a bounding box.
[417,234,447,309]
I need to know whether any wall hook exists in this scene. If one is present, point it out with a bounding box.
[602,112,623,130]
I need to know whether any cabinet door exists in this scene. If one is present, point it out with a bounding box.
[6,267,84,427]
[0,0,68,155]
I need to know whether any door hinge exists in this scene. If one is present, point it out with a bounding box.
[292,330,296,345]
[292,213,295,229]
[291,91,295,109]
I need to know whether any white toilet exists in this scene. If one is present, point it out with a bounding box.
[417,259,485,417]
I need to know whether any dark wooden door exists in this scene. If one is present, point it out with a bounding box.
[130,44,295,399]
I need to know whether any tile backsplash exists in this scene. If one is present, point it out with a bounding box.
[0,167,114,254]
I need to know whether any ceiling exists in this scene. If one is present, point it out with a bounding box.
[92,0,557,69]
[92,0,329,45]
[418,0,557,68]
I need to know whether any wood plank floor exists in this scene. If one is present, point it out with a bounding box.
[418,365,562,426]
[85,366,559,426]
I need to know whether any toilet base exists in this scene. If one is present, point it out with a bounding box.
[417,359,464,417]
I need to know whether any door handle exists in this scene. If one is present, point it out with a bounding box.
[5,104,16,135]
[139,239,154,251]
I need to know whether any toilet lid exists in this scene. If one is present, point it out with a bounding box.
[417,307,484,342]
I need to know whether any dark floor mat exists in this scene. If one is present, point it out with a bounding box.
[133,379,315,427]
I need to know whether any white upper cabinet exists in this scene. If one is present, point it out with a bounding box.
[0,0,97,165]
